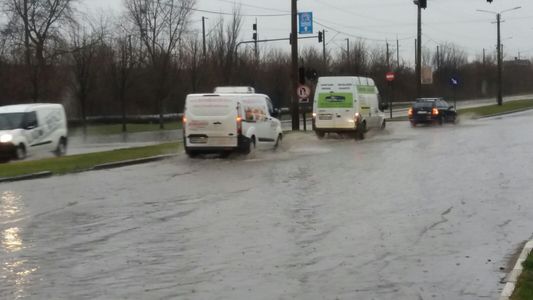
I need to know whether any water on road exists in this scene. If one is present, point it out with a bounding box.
[2,111,533,299]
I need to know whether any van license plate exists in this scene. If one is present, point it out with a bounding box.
[319,114,333,120]
[190,137,207,144]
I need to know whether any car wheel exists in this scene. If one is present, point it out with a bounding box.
[274,134,282,149]
[54,138,67,157]
[315,130,325,139]
[439,116,444,125]
[15,144,26,160]
[411,121,417,127]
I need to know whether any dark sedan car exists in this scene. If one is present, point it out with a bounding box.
[408,98,457,126]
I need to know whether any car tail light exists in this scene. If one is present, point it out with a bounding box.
[432,108,439,116]
[408,108,413,117]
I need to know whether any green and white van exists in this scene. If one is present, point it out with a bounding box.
[312,76,386,139]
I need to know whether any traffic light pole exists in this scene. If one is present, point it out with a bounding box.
[497,13,503,106]
[322,30,327,72]
[291,0,300,131]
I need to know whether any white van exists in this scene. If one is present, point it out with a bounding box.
[183,92,283,157]
[312,76,386,139]
[0,104,68,161]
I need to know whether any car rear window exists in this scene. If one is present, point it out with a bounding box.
[413,102,434,109]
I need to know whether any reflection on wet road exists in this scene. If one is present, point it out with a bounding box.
[1,191,38,299]
[1,111,533,299]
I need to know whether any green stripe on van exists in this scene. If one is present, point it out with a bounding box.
[317,93,354,108]
[357,85,375,94]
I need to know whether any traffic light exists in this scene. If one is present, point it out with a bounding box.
[318,31,323,43]
[252,23,257,41]
[487,0,493,2]
[413,0,427,8]
[306,69,319,82]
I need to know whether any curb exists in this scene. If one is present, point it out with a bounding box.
[0,171,53,183]
[500,240,533,300]
[92,154,178,171]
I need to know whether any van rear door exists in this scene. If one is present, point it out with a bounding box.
[185,96,238,147]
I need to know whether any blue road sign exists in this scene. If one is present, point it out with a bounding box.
[450,77,459,87]
[298,12,313,34]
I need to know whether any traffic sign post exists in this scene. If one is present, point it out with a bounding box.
[297,85,311,100]
[450,76,459,108]
[386,72,395,119]
[297,85,312,131]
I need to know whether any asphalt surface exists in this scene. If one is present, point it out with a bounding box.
[2,111,533,299]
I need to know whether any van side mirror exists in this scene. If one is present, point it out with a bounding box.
[379,103,389,111]
[271,108,281,118]
[449,105,455,110]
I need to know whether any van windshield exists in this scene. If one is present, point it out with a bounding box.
[0,113,25,130]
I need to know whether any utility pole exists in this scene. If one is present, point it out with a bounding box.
[477,6,521,106]
[497,13,502,106]
[436,45,440,70]
[346,38,350,62]
[291,0,299,130]
[202,16,207,61]
[483,48,486,65]
[386,41,390,70]
[396,38,400,70]
[416,3,422,98]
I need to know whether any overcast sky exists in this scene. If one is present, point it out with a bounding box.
[82,0,533,65]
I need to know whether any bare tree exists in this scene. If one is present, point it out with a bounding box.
[125,0,196,129]
[68,22,103,137]
[4,0,75,101]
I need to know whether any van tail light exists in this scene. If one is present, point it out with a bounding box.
[408,108,413,117]
[236,116,242,135]
[354,112,361,123]
[312,112,317,118]
[182,116,187,124]
[432,108,439,116]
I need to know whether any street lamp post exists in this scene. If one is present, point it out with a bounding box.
[477,6,521,106]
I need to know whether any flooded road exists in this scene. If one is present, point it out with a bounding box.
[2,111,533,299]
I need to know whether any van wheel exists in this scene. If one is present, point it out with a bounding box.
[380,119,386,130]
[243,136,256,155]
[15,144,26,160]
[274,134,282,149]
[54,138,67,157]
[355,122,366,140]
[315,131,325,139]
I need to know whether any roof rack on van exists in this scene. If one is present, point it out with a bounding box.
[214,86,255,94]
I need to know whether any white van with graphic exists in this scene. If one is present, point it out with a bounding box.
[183,92,283,157]
[0,103,68,161]
[312,76,386,139]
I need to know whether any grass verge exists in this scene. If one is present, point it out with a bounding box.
[510,252,533,300]
[70,122,182,136]
[0,142,181,178]
[458,99,533,117]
